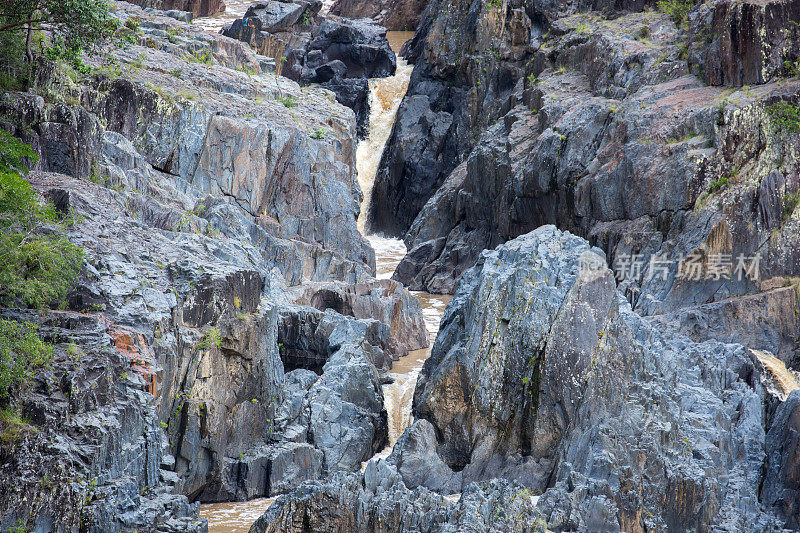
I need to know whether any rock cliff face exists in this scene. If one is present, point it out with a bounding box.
[222,2,397,135]
[127,0,226,18]
[0,1,428,529]
[373,0,800,371]
[395,226,789,530]
[0,310,204,532]
[258,226,800,531]
[329,0,427,30]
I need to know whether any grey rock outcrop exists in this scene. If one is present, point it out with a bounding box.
[375,0,800,377]
[290,278,429,360]
[223,5,397,135]
[763,390,800,529]
[389,226,792,531]
[249,459,546,533]
[127,0,226,18]
[0,0,429,522]
[0,310,206,532]
[282,17,397,135]
[221,0,322,57]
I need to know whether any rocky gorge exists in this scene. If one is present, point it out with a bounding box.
[0,0,798,532]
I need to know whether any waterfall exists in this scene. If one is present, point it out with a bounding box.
[356,33,414,233]
[353,32,453,457]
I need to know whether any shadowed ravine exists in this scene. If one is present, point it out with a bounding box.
[199,28,446,533]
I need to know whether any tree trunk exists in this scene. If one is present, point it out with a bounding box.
[25,22,33,63]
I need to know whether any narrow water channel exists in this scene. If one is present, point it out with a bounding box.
[198,26,443,533]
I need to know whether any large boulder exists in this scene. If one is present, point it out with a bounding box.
[366,0,536,235]
[282,17,397,135]
[223,8,396,136]
[291,278,429,360]
[221,0,322,56]
[392,226,789,531]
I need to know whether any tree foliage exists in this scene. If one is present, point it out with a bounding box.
[0,130,84,308]
[0,319,53,406]
[0,0,118,70]
[657,0,697,28]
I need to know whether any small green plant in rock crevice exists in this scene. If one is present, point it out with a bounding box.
[766,101,800,133]
[657,0,697,28]
[783,191,800,220]
[197,327,222,350]
[277,95,297,108]
[187,48,214,65]
[707,175,730,193]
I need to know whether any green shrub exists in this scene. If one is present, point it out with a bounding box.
[277,95,297,108]
[766,101,800,133]
[0,130,84,308]
[187,49,214,65]
[0,320,53,405]
[784,59,800,78]
[708,175,729,193]
[197,327,222,350]
[1,0,119,69]
[783,191,800,220]
[657,0,696,28]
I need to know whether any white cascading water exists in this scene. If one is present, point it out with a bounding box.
[355,32,414,233]
[366,237,450,455]
[354,31,451,455]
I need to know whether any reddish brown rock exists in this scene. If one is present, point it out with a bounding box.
[329,0,427,30]
[126,0,227,18]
